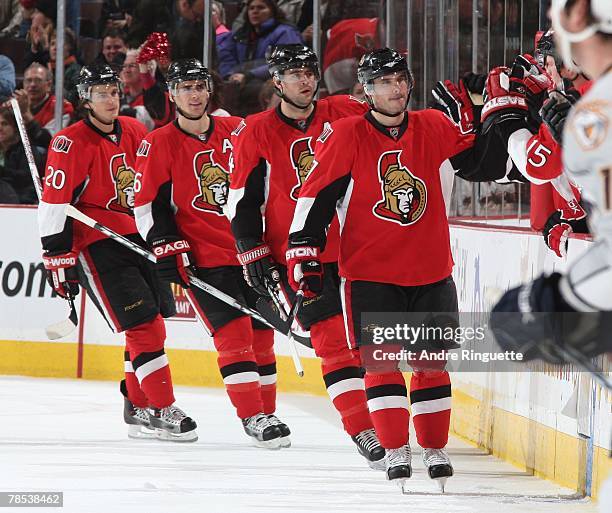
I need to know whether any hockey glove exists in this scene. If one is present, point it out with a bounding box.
[152,238,195,288]
[462,72,486,96]
[542,199,587,258]
[286,241,323,298]
[431,79,475,133]
[481,66,528,134]
[490,273,574,364]
[42,250,80,299]
[541,92,576,145]
[236,238,280,296]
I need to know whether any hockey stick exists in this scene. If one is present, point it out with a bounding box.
[64,204,280,328]
[11,98,79,340]
[266,283,305,377]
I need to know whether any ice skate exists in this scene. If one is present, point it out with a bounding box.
[148,404,198,442]
[267,414,291,447]
[385,444,412,493]
[242,413,283,449]
[123,397,156,439]
[351,428,386,470]
[422,447,453,493]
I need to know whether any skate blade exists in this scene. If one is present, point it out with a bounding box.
[394,478,410,494]
[154,428,198,443]
[252,437,282,450]
[433,476,448,493]
[279,436,291,448]
[127,424,157,439]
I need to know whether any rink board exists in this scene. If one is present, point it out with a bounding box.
[0,206,609,498]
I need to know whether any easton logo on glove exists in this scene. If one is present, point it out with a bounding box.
[481,95,527,116]
[286,247,319,259]
[153,240,191,257]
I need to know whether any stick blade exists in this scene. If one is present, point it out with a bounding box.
[45,304,78,340]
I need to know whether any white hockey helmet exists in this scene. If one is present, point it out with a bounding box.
[550,0,612,71]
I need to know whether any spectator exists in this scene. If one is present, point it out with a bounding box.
[95,27,128,68]
[101,0,136,34]
[209,69,230,116]
[0,0,23,39]
[0,54,15,101]
[125,0,172,48]
[8,88,53,148]
[49,27,81,106]
[257,78,280,110]
[119,49,174,129]
[0,105,45,204]
[218,0,302,114]
[212,0,230,41]
[24,8,53,67]
[350,80,365,100]
[23,62,73,134]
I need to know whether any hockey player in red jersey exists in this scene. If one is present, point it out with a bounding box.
[228,44,386,469]
[133,59,289,449]
[38,64,197,442]
[287,48,509,490]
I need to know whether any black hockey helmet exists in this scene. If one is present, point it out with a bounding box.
[76,63,120,100]
[357,48,413,87]
[535,30,563,70]
[267,44,320,80]
[166,58,212,92]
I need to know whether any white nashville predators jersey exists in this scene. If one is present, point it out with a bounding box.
[560,71,612,311]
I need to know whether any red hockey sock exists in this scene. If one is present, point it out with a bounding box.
[126,315,175,409]
[252,328,276,415]
[311,315,373,436]
[364,371,409,449]
[215,317,264,419]
[123,348,148,407]
[410,370,451,448]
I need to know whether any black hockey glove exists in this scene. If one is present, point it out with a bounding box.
[541,93,576,145]
[152,237,195,288]
[431,79,475,133]
[42,250,80,299]
[236,238,280,296]
[462,72,486,95]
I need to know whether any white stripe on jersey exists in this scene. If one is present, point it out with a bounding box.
[226,186,245,222]
[134,203,154,242]
[507,128,550,185]
[336,178,354,234]
[289,197,315,234]
[38,201,69,238]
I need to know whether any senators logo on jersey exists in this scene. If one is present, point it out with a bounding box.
[290,137,315,200]
[107,153,136,214]
[372,150,427,226]
[51,136,73,154]
[192,150,229,215]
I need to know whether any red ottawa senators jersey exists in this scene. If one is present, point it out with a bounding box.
[134,117,242,268]
[227,95,368,264]
[289,110,476,286]
[38,116,147,253]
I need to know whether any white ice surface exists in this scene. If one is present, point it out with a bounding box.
[0,376,600,513]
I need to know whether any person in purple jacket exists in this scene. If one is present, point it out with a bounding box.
[217,0,303,115]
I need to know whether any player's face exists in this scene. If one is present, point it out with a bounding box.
[369,72,410,115]
[173,80,210,118]
[276,68,317,108]
[393,188,414,214]
[88,84,121,123]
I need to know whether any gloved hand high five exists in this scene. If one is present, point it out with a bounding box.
[286,239,323,298]
[152,237,195,288]
[432,78,475,133]
[481,66,528,133]
[42,250,80,299]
